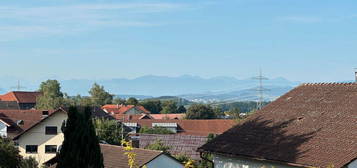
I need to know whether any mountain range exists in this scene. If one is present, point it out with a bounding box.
[0,75,300,102]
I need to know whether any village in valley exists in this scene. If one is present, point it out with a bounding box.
[1,0,357,168]
[0,75,356,168]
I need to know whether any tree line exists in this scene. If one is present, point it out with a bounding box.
[35,79,265,120]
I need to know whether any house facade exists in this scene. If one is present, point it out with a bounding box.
[199,83,357,168]
[14,109,67,165]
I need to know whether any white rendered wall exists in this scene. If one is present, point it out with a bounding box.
[213,154,298,168]
[348,159,357,168]
[0,122,7,137]
[146,154,183,168]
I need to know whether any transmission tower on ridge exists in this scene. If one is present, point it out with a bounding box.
[10,80,26,91]
[252,69,269,110]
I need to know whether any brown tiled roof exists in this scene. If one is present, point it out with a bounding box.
[0,109,55,138]
[139,134,208,160]
[13,107,116,140]
[0,91,41,103]
[131,119,236,136]
[101,144,164,168]
[102,104,150,115]
[199,83,357,168]
[46,144,180,168]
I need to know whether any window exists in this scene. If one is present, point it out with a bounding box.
[42,111,49,116]
[26,145,38,153]
[45,145,57,153]
[45,126,57,135]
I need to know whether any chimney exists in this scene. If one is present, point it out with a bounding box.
[355,68,357,82]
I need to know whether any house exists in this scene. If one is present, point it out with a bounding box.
[139,134,208,160]
[131,120,236,160]
[45,144,184,168]
[11,107,115,165]
[102,104,150,115]
[0,91,42,110]
[128,119,236,136]
[199,83,357,168]
[13,108,67,165]
[0,109,53,138]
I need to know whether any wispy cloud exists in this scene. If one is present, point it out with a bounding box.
[0,2,189,41]
[276,16,323,23]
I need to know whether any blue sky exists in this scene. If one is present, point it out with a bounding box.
[1,0,357,82]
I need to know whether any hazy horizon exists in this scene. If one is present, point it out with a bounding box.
[2,0,357,83]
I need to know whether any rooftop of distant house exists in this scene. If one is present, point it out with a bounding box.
[0,109,55,138]
[113,113,186,121]
[101,104,150,114]
[199,82,357,168]
[0,91,42,103]
[45,144,182,168]
[129,119,237,136]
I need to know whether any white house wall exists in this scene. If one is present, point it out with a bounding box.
[348,159,357,168]
[17,111,67,166]
[0,122,7,137]
[213,154,298,168]
[146,154,183,168]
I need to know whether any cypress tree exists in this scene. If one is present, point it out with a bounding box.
[57,106,104,168]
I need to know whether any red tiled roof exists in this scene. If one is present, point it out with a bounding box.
[102,104,150,115]
[150,114,186,120]
[0,109,55,138]
[0,91,42,103]
[199,83,357,168]
[113,114,153,121]
[130,119,236,136]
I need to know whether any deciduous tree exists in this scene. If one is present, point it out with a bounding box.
[126,97,138,105]
[0,137,22,168]
[161,101,178,114]
[93,118,126,145]
[186,104,216,119]
[36,80,64,110]
[89,83,113,106]
[177,105,187,113]
[144,139,171,153]
[140,100,162,114]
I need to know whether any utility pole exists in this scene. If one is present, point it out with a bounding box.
[252,69,269,110]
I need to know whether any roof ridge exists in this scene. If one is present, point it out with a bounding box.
[100,144,163,153]
[301,82,356,86]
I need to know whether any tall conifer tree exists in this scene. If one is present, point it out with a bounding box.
[57,106,104,168]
